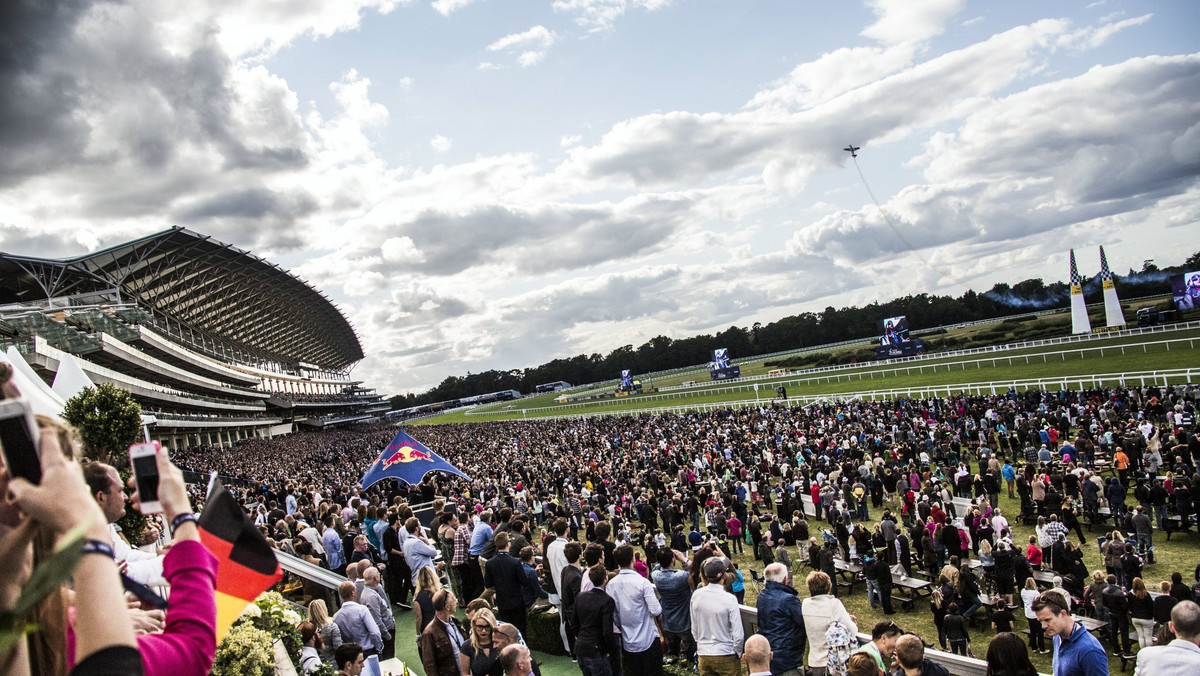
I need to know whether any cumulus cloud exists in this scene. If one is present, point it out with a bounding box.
[560,20,1075,192]
[430,135,453,152]
[381,236,426,263]
[861,0,965,45]
[431,0,479,17]
[552,0,675,32]
[486,25,557,67]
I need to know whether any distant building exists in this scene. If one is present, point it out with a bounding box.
[0,227,385,449]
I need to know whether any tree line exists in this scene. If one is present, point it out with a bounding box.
[390,251,1200,408]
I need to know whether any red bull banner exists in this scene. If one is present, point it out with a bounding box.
[360,429,470,489]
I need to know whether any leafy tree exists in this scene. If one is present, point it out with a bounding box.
[61,383,148,543]
[62,383,143,467]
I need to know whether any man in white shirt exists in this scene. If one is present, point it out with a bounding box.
[544,518,571,652]
[401,517,439,586]
[84,463,165,586]
[991,509,1009,542]
[691,557,743,676]
[606,544,664,676]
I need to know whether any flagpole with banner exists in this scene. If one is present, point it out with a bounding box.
[360,429,471,490]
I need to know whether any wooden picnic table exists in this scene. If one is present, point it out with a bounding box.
[833,558,864,593]
[908,558,983,580]
[890,574,933,611]
[1032,569,1058,587]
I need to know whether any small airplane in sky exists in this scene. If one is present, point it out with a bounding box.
[844,144,860,158]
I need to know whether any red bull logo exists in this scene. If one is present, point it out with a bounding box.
[380,442,434,468]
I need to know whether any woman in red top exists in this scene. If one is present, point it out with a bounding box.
[1026,536,1043,570]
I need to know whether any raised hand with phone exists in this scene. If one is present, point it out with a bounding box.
[128,442,198,544]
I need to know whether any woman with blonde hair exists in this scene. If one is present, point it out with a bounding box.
[1128,577,1156,650]
[414,565,443,634]
[308,599,341,664]
[460,607,500,676]
[1021,577,1046,653]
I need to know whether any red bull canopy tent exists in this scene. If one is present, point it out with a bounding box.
[359,429,470,488]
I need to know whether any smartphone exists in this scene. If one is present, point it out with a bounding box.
[0,398,41,485]
[129,441,162,514]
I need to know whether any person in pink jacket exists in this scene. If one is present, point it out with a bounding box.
[66,449,218,676]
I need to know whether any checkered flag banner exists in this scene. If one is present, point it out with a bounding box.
[1069,249,1082,287]
[1098,245,1114,282]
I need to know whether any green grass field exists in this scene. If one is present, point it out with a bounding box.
[425,325,1200,424]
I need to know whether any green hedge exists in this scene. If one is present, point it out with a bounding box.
[524,610,569,656]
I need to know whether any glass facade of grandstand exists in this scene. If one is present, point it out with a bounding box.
[0,227,387,448]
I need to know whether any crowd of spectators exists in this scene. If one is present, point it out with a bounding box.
[8,348,1200,676]
[157,382,1200,675]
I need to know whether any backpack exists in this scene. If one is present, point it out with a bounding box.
[825,620,856,676]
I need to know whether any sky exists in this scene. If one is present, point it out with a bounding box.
[1,0,1198,397]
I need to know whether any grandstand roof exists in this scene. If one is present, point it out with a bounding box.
[0,227,364,369]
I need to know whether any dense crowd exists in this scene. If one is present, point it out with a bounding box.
[9,343,1200,676]
[156,382,1200,676]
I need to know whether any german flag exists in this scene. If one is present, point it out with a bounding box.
[198,477,283,640]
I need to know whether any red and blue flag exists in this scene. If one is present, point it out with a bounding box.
[359,429,470,489]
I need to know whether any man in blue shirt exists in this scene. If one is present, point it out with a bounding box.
[651,548,694,667]
[470,511,494,557]
[1033,591,1107,676]
[754,563,806,676]
[322,515,346,575]
[333,581,383,656]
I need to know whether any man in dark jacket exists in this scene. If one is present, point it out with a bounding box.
[1107,478,1128,520]
[818,541,838,597]
[755,563,806,676]
[875,552,896,615]
[484,532,539,634]
[574,566,620,676]
[1102,575,1132,654]
[560,542,584,656]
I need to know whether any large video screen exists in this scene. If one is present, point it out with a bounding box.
[1171,272,1200,310]
[711,348,730,369]
[877,315,911,346]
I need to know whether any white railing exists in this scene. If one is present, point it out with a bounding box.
[656,321,1200,393]
[468,335,1199,418]
[451,369,1200,422]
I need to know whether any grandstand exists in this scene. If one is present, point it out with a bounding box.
[0,227,387,448]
